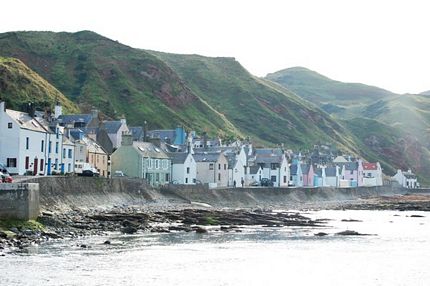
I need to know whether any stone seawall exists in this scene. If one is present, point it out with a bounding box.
[25,177,407,211]
[161,184,407,208]
[0,183,39,220]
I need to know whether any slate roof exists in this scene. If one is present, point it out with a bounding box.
[169,152,189,164]
[290,164,299,176]
[129,126,144,141]
[403,171,417,179]
[103,121,123,134]
[249,165,261,175]
[193,153,221,163]
[255,148,284,156]
[132,142,169,159]
[325,167,338,177]
[255,154,283,164]
[363,163,377,170]
[148,129,176,143]
[224,152,237,169]
[6,109,55,133]
[58,114,93,126]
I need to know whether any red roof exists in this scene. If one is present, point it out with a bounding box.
[363,163,377,170]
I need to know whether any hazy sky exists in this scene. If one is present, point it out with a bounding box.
[1,0,429,94]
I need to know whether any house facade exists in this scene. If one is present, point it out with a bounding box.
[290,164,303,187]
[0,102,64,175]
[362,162,383,186]
[111,135,171,186]
[301,164,315,187]
[170,152,197,185]
[254,149,289,187]
[393,169,418,189]
[194,152,229,187]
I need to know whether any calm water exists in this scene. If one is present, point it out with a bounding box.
[1,210,429,286]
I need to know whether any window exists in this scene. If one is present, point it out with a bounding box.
[25,156,30,169]
[187,167,190,174]
[271,176,276,182]
[165,174,169,182]
[350,170,353,175]
[68,149,72,159]
[68,163,71,172]
[8,122,12,129]
[63,148,66,159]
[48,141,52,153]
[218,163,221,170]
[56,128,59,139]
[55,159,58,170]
[218,173,221,181]
[41,140,44,152]
[224,164,227,170]
[148,159,153,169]
[185,178,188,184]
[209,163,214,170]
[40,159,44,171]
[156,173,160,182]
[155,160,159,169]
[271,163,279,170]
[7,158,17,168]
[26,137,29,150]
[55,142,59,154]
[284,176,287,183]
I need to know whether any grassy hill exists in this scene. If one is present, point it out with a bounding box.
[0,57,78,113]
[1,30,425,182]
[150,52,360,149]
[0,31,239,137]
[267,66,430,183]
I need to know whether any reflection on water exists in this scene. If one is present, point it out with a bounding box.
[1,210,429,286]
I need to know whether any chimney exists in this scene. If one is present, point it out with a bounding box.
[28,102,36,118]
[203,132,208,149]
[121,133,133,146]
[54,102,62,119]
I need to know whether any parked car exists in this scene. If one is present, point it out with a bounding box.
[0,171,13,183]
[249,180,260,186]
[113,170,126,177]
[260,178,274,187]
[79,169,100,177]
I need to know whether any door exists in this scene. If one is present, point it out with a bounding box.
[47,158,51,175]
[33,158,38,175]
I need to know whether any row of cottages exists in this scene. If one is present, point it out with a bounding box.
[392,169,419,188]
[0,102,73,175]
[289,159,383,188]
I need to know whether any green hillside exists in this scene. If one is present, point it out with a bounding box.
[266,67,394,116]
[0,30,425,182]
[0,31,239,137]
[0,57,78,113]
[150,52,358,149]
[267,66,430,183]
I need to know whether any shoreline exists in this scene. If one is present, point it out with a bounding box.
[1,193,429,256]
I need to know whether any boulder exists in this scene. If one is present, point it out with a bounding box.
[121,226,138,234]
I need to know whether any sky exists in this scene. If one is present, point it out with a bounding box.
[1,0,429,94]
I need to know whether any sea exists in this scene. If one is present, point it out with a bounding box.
[1,209,429,286]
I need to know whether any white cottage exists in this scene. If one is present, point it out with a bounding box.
[393,169,418,189]
[170,152,197,185]
[0,102,65,175]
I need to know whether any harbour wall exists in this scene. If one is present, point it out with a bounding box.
[0,183,39,220]
[24,177,407,211]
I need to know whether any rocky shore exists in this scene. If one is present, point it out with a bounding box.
[1,193,429,255]
[0,207,326,254]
